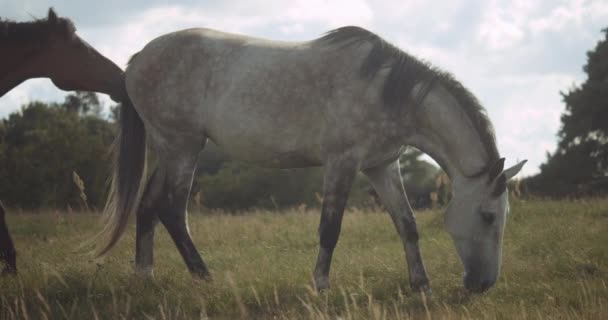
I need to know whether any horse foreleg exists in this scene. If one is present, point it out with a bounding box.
[0,201,16,274]
[363,160,430,292]
[313,157,359,290]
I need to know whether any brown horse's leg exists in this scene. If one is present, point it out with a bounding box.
[0,201,16,274]
[312,157,359,290]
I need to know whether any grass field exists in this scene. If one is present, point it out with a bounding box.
[0,199,607,319]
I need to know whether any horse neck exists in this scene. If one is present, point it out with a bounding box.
[0,45,39,96]
[1,39,125,101]
[7,35,55,67]
[405,83,494,185]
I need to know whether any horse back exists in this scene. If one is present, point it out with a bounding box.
[125,28,393,168]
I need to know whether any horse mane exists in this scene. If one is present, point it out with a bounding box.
[316,26,500,169]
[0,8,76,45]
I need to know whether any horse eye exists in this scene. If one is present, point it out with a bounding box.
[481,211,496,224]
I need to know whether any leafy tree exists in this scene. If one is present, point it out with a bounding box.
[63,91,102,116]
[0,93,115,209]
[400,148,439,208]
[526,28,608,196]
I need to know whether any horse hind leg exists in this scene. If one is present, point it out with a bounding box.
[156,145,210,279]
[135,168,165,276]
[0,201,16,274]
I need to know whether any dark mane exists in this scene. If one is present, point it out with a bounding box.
[0,8,76,45]
[317,26,500,169]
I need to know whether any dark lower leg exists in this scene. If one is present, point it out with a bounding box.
[159,201,210,278]
[363,162,429,291]
[313,159,358,290]
[0,201,16,274]
[135,208,158,275]
[135,170,162,275]
[396,215,430,291]
[313,213,343,290]
[160,212,210,278]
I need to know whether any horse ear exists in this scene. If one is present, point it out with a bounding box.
[487,157,505,183]
[504,160,527,180]
[48,8,58,22]
[491,174,507,197]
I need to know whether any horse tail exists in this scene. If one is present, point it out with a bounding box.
[97,79,146,256]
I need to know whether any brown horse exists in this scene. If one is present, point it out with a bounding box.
[0,8,124,100]
[0,8,125,274]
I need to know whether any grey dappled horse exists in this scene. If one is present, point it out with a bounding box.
[101,26,526,293]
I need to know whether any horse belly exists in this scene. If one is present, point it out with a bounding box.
[203,58,329,168]
[205,95,323,168]
[207,118,324,169]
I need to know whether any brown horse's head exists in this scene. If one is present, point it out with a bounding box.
[0,8,125,101]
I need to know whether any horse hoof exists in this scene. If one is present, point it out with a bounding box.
[411,281,432,295]
[192,270,212,282]
[1,266,17,276]
[313,276,330,292]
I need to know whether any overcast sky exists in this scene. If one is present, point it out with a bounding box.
[2,0,607,176]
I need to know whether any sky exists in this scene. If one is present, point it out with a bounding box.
[1,0,607,176]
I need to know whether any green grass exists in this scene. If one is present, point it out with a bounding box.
[1,199,607,319]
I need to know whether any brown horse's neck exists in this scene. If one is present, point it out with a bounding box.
[0,44,47,96]
[1,40,44,71]
[0,39,125,102]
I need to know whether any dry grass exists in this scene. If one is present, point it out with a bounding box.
[0,199,607,319]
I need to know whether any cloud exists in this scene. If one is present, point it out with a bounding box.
[490,73,578,176]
